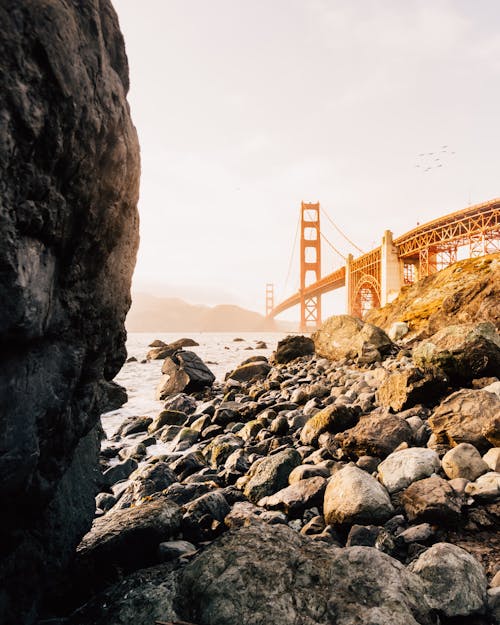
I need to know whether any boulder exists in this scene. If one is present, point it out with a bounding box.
[149,339,168,348]
[0,1,139,621]
[413,321,500,382]
[388,321,409,341]
[258,476,327,518]
[113,462,178,509]
[300,405,359,445]
[75,496,181,596]
[114,415,152,437]
[345,525,395,554]
[181,491,231,542]
[147,337,200,360]
[179,523,434,625]
[148,409,187,432]
[377,448,441,494]
[441,443,489,481]
[401,476,462,523]
[483,448,500,472]
[336,411,413,459]
[68,563,180,625]
[164,392,198,415]
[203,434,244,468]
[244,449,301,503]
[158,539,197,562]
[408,542,488,617]
[224,501,287,529]
[288,464,331,483]
[101,381,128,412]
[156,350,215,400]
[313,315,393,364]
[376,367,448,412]
[483,413,500,447]
[271,335,315,364]
[227,360,271,382]
[102,458,138,488]
[323,465,394,525]
[465,472,500,501]
[428,389,500,452]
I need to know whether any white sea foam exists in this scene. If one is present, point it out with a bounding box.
[101,331,286,437]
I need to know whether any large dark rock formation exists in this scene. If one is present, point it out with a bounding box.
[0,2,140,623]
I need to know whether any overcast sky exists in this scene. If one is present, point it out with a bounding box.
[112,0,500,319]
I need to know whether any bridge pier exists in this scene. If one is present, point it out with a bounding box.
[381,230,403,305]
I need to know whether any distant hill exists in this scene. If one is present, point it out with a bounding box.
[126,293,296,332]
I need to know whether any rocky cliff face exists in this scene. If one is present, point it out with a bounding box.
[366,254,500,339]
[0,1,140,622]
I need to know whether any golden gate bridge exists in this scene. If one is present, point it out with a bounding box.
[266,198,500,331]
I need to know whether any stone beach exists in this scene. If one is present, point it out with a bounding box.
[61,302,500,625]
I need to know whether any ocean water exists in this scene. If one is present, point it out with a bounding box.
[101,331,287,437]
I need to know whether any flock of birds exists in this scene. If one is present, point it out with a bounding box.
[415,145,456,172]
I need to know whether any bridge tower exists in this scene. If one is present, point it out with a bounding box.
[265,283,274,317]
[300,201,322,331]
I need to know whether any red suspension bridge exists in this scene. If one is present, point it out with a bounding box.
[266,198,500,330]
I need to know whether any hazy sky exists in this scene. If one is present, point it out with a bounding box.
[112,0,500,319]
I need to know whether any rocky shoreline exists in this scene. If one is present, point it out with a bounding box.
[44,313,500,625]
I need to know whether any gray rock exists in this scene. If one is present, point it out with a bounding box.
[158,540,197,562]
[156,350,215,400]
[408,542,488,617]
[401,476,462,523]
[377,448,441,494]
[484,448,500,472]
[258,476,327,518]
[114,415,152,437]
[376,367,448,412]
[101,381,128,412]
[102,458,138,488]
[313,315,393,364]
[488,587,500,625]
[148,409,187,433]
[182,491,230,542]
[442,443,489,481]
[388,321,409,341]
[429,388,500,452]
[68,564,179,625]
[179,523,434,625]
[95,492,116,513]
[300,404,358,445]
[244,449,301,503]
[336,411,413,459]
[164,392,198,415]
[465,472,500,501]
[345,525,395,554]
[271,335,315,364]
[398,523,434,544]
[413,321,500,382]
[323,465,394,525]
[224,501,287,529]
[114,462,178,509]
[227,361,271,382]
[75,496,181,596]
[288,464,331,483]
[203,434,243,468]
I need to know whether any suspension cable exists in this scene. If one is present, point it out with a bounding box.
[284,210,301,292]
[320,232,346,260]
[321,207,364,254]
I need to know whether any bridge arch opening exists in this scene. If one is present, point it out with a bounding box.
[353,276,380,318]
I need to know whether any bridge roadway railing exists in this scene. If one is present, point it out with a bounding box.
[394,198,500,257]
